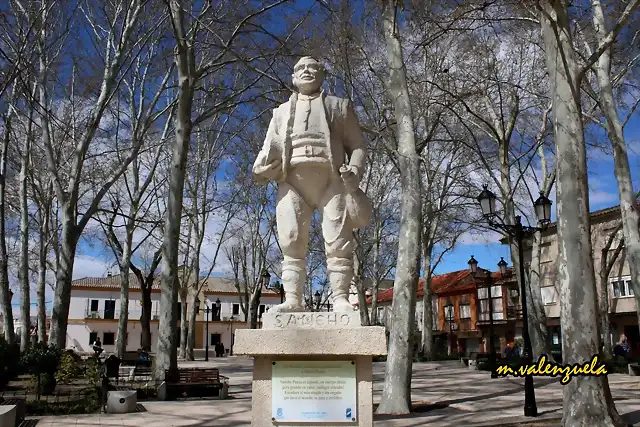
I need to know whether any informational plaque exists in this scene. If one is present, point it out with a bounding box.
[272,360,357,423]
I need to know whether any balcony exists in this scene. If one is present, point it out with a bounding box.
[85,309,118,320]
[506,306,523,319]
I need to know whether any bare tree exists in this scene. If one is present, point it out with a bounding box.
[588,0,640,330]
[0,90,16,344]
[376,0,422,415]
[534,0,639,424]
[43,0,161,349]
[157,0,291,377]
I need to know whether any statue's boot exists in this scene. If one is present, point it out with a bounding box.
[270,257,305,313]
[328,257,354,312]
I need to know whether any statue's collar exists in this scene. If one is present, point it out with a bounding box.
[290,89,324,103]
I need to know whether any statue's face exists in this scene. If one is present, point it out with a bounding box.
[292,57,324,95]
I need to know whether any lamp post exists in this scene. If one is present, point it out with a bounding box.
[468,255,498,379]
[475,186,552,417]
[444,300,456,355]
[196,298,212,362]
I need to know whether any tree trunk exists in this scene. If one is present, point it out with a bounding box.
[157,0,195,379]
[115,225,133,357]
[355,281,371,326]
[248,288,261,329]
[37,204,49,343]
[539,3,622,425]
[140,285,152,351]
[179,291,188,359]
[420,266,434,360]
[49,207,78,349]
[352,237,371,326]
[600,225,624,356]
[591,0,640,332]
[0,104,15,344]
[186,291,197,361]
[377,0,421,415]
[19,124,30,351]
[526,229,552,360]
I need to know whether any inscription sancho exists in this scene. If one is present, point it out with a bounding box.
[261,312,360,330]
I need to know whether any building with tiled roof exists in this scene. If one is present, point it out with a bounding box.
[65,272,281,356]
[364,267,520,357]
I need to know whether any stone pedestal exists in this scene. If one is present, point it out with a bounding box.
[0,405,16,427]
[235,312,386,427]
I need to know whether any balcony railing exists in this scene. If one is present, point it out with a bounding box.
[85,309,118,320]
[506,307,523,319]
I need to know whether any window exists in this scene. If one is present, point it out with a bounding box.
[232,304,240,315]
[492,298,504,320]
[103,332,115,345]
[459,304,471,319]
[443,304,454,321]
[89,332,98,345]
[541,287,557,305]
[90,300,99,312]
[104,300,116,319]
[611,278,634,298]
[477,286,502,299]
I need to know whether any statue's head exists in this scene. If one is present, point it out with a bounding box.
[292,56,325,95]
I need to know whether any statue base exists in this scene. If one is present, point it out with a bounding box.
[234,312,387,426]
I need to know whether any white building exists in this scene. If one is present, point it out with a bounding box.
[65,273,282,355]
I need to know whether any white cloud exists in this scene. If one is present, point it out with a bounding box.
[72,255,113,279]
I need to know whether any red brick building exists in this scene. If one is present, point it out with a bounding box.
[366,268,521,356]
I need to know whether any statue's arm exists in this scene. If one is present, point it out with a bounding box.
[252,111,283,184]
[342,101,367,181]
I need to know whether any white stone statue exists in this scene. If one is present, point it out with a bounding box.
[252,56,372,313]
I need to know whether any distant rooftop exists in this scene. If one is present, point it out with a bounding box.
[71,272,278,295]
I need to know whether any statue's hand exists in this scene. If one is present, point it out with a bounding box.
[253,159,283,182]
[340,164,360,193]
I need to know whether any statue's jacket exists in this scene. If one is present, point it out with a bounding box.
[253,91,367,184]
[253,91,372,229]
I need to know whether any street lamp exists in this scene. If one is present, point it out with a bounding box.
[476,185,552,417]
[313,290,321,311]
[444,299,456,355]
[196,298,212,362]
[468,255,498,379]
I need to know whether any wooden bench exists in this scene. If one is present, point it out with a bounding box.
[120,352,152,368]
[164,368,228,400]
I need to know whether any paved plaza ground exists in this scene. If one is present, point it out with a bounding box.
[30,357,640,426]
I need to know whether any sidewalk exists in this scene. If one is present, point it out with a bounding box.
[30,359,640,426]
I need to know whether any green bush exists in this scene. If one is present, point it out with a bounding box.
[56,351,82,384]
[84,357,101,386]
[20,343,62,396]
[0,336,20,389]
